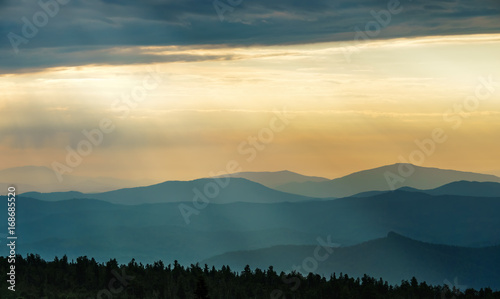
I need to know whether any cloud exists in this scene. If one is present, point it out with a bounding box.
[0,0,499,72]
[0,45,237,74]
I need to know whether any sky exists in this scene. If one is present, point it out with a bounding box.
[0,0,500,182]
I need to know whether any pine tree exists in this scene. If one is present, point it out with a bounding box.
[194,276,210,299]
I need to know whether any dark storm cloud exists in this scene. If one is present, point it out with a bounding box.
[0,0,499,72]
[0,45,237,74]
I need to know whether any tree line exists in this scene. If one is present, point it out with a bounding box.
[0,254,499,298]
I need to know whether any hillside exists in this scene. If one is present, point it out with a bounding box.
[203,232,500,290]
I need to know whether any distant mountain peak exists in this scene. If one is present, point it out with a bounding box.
[387,231,405,239]
[213,170,329,189]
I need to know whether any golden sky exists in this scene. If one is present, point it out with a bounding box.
[1,33,500,181]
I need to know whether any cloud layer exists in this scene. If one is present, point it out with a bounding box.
[1,0,499,72]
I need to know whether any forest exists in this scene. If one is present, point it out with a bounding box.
[1,254,499,298]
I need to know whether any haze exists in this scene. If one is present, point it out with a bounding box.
[0,0,499,181]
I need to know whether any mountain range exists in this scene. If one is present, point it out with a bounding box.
[2,163,500,291]
[3,190,500,260]
[19,164,500,204]
[21,178,320,204]
[274,163,500,198]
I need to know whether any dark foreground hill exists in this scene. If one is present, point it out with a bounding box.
[203,232,500,291]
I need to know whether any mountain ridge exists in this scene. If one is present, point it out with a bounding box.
[275,163,500,198]
[202,231,500,290]
[214,170,329,188]
[21,177,323,205]
[352,180,500,198]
